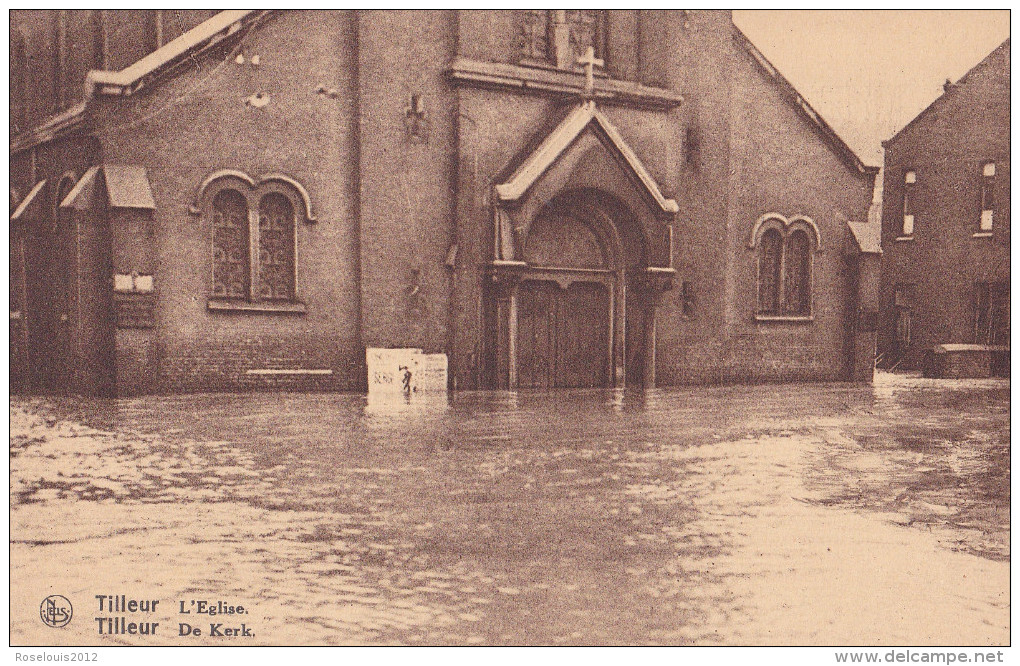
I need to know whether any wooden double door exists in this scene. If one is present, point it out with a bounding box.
[517,279,611,388]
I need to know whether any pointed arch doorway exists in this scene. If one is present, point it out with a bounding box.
[483,101,679,390]
[490,190,664,389]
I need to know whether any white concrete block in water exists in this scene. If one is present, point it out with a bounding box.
[366,348,447,394]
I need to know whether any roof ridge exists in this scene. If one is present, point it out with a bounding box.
[732,25,878,176]
[885,37,1010,147]
[957,37,1010,86]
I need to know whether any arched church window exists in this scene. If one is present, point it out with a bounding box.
[10,29,27,134]
[520,10,551,63]
[753,215,817,319]
[199,170,312,311]
[565,10,605,63]
[256,193,296,300]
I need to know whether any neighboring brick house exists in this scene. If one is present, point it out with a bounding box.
[877,39,1010,372]
[10,10,879,396]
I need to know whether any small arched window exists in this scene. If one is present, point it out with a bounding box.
[758,229,782,315]
[753,215,817,319]
[783,230,811,316]
[256,193,296,300]
[212,188,251,298]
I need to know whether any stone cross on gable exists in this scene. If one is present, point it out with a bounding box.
[577,46,604,99]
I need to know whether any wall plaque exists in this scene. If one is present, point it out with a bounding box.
[114,292,156,329]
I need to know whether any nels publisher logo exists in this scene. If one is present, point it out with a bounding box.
[40,595,73,628]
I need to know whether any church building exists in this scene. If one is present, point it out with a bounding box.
[10,10,881,395]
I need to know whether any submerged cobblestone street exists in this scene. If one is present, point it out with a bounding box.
[10,373,1009,645]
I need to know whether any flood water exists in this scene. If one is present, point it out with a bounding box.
[10,372,1009,645]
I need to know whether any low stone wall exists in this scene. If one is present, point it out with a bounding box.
[922,344,1010,379]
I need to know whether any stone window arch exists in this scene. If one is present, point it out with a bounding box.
[197,170,312,310]
[750,213,819,319]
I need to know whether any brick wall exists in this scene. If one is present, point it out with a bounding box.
[157,335,355,393]
[95,10,365,393]
[655,12,875,384]
[12,10,881,393]
[878,41,1010,368]
[10,10,220,133]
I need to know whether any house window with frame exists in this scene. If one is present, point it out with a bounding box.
[980,162,995,232]
[754,217,816,319]
[902,169,916,236]
[205,176,305,307]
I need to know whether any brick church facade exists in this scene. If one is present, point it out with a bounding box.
[10,10,880,396]
[877,39,1010,372]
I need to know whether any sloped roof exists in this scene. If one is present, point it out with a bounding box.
[60,165,156,211]
[12,11,264,153]
[88,11,260,95]
[101,165,158,209]
[885,38,1010,147]
[733,27,878,176]
[10,180,47,221]
[847,221,882,255]
[494,101,679,215]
